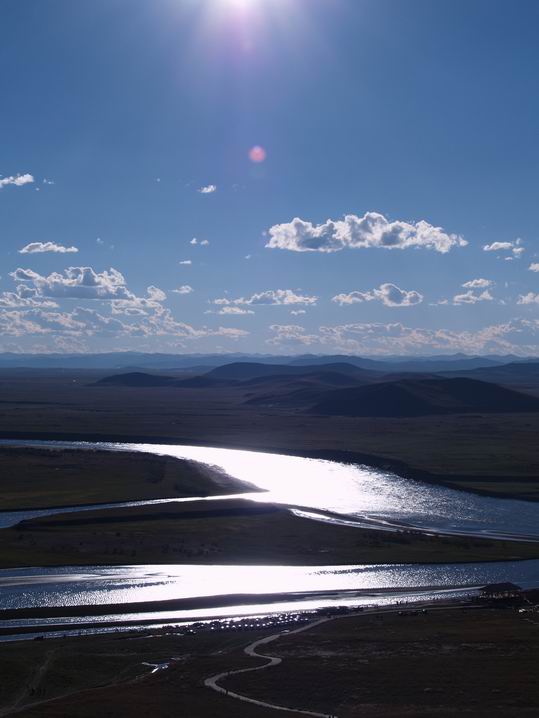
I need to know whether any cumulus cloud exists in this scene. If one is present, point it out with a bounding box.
[179,260,192,265]
[198,184,217,194]
[0,173,34,189]
[190,238,209,246]
[462,278,494,289]
[214,289,318,307]
[146,286,167,302]
[172,285,194,295]
[316,319,539,356]
[11,266,133,300]
[267,211,467,254]
[529,263,539,272]
[19,242,79,254]
[453,289,494,305]
[483,238,524,258]
[217,306,254,315]
[518,293,539,305]
[0,287,58,309]
[0,302,249,343]
[333,283,423,307]
[267,324,319,347]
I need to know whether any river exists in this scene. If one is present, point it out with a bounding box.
[0,441,538,637]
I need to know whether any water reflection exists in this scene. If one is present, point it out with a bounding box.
[1,440,539,540]
[121,443,539,539]
[1,561,538,612]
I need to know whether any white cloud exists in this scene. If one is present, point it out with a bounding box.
[146,286,167,302]
[290,309,306,316]
[529,263,539,272]
[483,238,524,258]
[0,287,58,309]
[214,289,318,307]
[0,173,34,189]
[462,278,494,289]
[453,289,494,305]
[267,324,319,347]
[190,238,209,246]
[11,266,133,301]
[518,293,539,305]
[179,260,192,265]
[217,306,254,315]
[172,285,194,295]
[19,242,79,254]
[190,238,198,245]
[267,211,467,254]
[333,283,423,308]
[316,318,539,356]
[198,184,217,194]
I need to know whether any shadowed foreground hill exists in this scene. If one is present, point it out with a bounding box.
[310,377,539,417]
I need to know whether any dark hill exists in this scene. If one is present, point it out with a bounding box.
[173,376,232,389]
[95,372,177,387]
[443,362,539,388]
[242,371,366,408]
[240,370,362,388]
[310,377,539,417]
[206,362,374,381]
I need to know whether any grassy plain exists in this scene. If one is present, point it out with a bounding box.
[0,498,537,570]
[0,607,537,717]
[0,370,539,500]
[0,447,252,510]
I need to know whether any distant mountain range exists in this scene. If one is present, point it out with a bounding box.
[0,351,534,373]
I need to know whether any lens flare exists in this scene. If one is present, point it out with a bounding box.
[249,145,267,163]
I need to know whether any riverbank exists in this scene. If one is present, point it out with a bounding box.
[1,498,538,569]
[0,601,537,717]
[0,445,255,511]
[2,428,539,504]
[0,368,539,502]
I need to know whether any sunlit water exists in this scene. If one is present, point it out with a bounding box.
[1,561,538,633]
[1,440,538,634]
[7,440,534,540]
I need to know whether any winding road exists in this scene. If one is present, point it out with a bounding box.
[204,617,337,717]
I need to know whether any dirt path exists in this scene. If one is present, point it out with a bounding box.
[204,617,336,717]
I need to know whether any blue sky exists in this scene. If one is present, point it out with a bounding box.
[1,0,539,355]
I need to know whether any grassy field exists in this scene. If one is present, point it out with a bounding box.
[1,498,538,569]
[0,370,539,500]
[1,606,537,717]
[225,607,539,717]
[0,446,253,510]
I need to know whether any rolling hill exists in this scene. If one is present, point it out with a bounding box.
[204,361,376,381]
[310,377,539,417]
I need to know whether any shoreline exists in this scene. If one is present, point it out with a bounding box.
[0,589,481,636]
[1,430,538,505]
